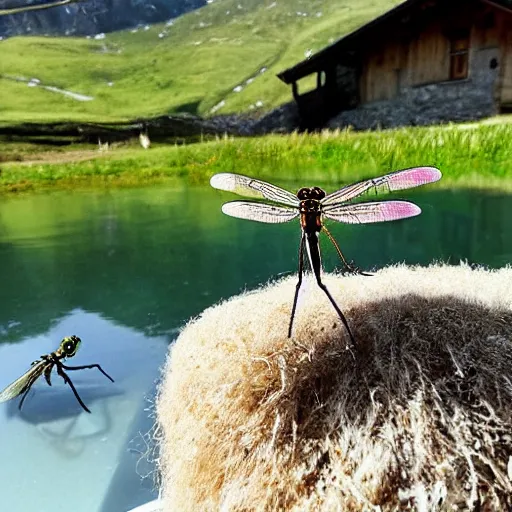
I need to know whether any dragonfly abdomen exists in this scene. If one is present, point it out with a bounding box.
[305,230,322,278]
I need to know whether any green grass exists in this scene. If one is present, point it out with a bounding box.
[1,122,511,194]
[0,0,401,123]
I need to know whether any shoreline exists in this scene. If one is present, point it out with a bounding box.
[2,173,512,197]
[1,122,511,194]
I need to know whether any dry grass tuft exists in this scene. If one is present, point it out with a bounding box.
[156,264,512,511]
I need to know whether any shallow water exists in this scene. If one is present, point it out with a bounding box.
[0,184,511,511]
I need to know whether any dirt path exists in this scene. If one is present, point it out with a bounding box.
[7,149,112,166]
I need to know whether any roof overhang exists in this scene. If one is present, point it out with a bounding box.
[277,0,422,84]
[277,0,512,84]
[482,0,512,13]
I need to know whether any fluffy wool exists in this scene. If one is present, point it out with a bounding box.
[156,264,512,511]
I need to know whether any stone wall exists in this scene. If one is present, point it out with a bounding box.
[205,101,300,135]
[327,47,501,130]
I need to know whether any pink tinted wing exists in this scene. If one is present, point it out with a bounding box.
[221,201,299,224]
[322,200,421,224]
[322,167,442,207]
[210,173,299,207]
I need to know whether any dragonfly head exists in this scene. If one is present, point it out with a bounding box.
[297,187,326,201]
[59,335,81,358]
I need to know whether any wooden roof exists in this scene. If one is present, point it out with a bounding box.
[277,0,512,84]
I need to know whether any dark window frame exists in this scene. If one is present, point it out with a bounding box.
[449,32,470,81]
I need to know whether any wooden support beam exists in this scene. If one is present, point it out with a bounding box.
[292,81,299,101]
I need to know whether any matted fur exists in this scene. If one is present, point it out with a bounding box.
[156,265,512,511]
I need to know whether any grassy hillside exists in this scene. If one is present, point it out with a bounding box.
[0,0,400,123]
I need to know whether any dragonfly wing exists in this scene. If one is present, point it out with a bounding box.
[323,200,421,224]
[210,173,299,207]
[222,201,299,224]
[322,167,442,207]
[0,361,46,402]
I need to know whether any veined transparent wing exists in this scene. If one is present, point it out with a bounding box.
[323,200,421,224]
[222,201,299,224]
[210,173,299,207]
[322,167,442,208]
[0,360,46,402]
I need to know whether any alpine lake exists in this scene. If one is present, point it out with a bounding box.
[0,183,511,512]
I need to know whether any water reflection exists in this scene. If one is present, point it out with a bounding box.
[19,399,114,459]
[0,310,168,512]
[0,184,511,511]
[2,186,512,347]
[4,381,122,423]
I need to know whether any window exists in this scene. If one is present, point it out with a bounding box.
[450,33,469,80]
[317,70,326,88]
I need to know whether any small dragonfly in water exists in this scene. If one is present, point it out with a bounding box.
[0,335,114,413]
[210,167,442,344]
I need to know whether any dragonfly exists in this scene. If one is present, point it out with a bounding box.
[0,335,114,413]
[210,167,442,344]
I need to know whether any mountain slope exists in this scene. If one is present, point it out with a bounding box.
[0,0,400,123]
[0,0,206,36]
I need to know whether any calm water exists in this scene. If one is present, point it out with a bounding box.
[0,184,511,511]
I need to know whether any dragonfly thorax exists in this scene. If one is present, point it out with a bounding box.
[299,198,324,232]
[299,198,322,214]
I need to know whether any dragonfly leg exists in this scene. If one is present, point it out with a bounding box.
[56,364,91,413]
[288,233,306,338]
[314,275,356,351]
[17,366,47,411]
[322,226,372,276]
[305,231,356,349]
[18,376,39,411]
[60,363,114,383]
[44,365,53,387]
[19,386,33,411]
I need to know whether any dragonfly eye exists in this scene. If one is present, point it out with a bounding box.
[297,188,310,200]
[311,187,326,200]
[61,335,81,356]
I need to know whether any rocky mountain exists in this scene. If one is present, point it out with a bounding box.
[0,0,206,37]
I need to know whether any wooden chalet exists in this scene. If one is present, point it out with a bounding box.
[277,0,512,129]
